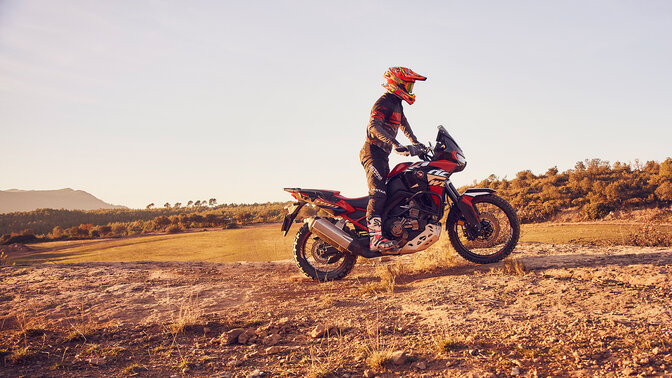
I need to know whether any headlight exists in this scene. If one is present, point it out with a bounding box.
[453,151,467,166]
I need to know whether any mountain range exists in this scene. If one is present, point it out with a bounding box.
[0,188,126,214]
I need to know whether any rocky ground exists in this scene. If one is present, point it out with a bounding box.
[1,242,672,377]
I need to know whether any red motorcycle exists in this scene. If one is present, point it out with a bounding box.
[282,126,520,281]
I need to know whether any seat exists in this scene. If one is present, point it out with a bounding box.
[335,194,369,210]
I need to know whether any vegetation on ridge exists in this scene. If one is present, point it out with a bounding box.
[464,158,672,223]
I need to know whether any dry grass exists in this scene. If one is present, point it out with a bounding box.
[21,224,295,264]
[13,222,672,266]
[626,223,672,247]
[488,258,528,276]
[9,346,35,364]
[434,336,468,354]
[122,363,146,374]
[167,293,202,335]
[520,222,672,245]
[360,314,396,373]
[0,250,13,265]
[363,236,459,295]
[64,305,100,342]
[305,334,348,378]
[14,311,47,339]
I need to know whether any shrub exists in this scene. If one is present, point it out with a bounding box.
[583,201,614,220]
[0,231,38,245]
[627,224,672,247]
[166,224,183,234]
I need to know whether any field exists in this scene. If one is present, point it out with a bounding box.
[2,222,672,377]
[13,224,296,264]
[7,222,670,265]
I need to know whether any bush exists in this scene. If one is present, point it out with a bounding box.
[627,224,672,247]
[166,224,183,234]
[584,201,614,220]
[0,231,38,245]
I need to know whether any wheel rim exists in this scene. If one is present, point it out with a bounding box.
[454,201,514,257]
[302,235,346,272]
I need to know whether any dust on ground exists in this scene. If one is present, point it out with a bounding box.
[1,242,671,377]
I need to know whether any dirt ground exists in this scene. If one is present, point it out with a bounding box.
[1,242,672,377]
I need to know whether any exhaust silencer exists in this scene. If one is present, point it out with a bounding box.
[306,217,360,254]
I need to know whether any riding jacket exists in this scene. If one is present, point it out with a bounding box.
[365,92,419,154]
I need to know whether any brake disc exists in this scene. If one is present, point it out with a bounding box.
[469,212,501,248]
[310,239,341,264]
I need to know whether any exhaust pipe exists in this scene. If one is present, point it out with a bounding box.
[305,217,362,255]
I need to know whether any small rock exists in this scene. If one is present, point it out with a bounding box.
[622,367,636,376]
[263,333,281,346]
[311,324,327,338]
[652,347,660,355]
[238,329,257,344]
[414,361,427,370]
[223,328,245,345]
[310,324,338,338]
[265,346,282,355]
[226,359,243,367]
[511,367,521,376]
[390,350,407,365]
[247,370,265,378]
[203,327,211,334]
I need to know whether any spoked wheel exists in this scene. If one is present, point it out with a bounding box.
[447,194,520,264]
[293,223,357,281]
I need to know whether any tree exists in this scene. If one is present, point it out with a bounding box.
[164,202,171,209]
[209,198,217,207]
[187,200,194,207]
[146,203,155,209]
[173,203,182,209]
[655,181,672,202]
[194,200,202,207]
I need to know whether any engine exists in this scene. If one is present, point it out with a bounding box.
[383,165,445,245]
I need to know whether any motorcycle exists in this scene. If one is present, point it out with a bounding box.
[281,125,520,281]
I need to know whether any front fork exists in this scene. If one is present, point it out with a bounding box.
[444,180,484,232]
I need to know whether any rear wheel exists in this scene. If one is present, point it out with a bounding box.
[293,223,357,281]
[447,194,520,264]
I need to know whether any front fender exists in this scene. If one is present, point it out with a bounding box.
[445,188,496,230]
[463,188,496,196]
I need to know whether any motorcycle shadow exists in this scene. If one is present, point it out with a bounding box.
[355,248,671,287]
[355,263,493,289]
[521,249,672,272]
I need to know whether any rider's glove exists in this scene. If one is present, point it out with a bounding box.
[394,145,411,156]
[410,143,427,156]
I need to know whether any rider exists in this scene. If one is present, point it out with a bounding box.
[361,67,427,252]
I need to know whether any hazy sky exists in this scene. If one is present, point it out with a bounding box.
[2,1,671,209]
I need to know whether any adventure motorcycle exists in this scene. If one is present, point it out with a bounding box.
[281,125,520,281]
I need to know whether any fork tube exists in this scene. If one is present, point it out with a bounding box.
[445,180,460,203]
[445,180,482,231]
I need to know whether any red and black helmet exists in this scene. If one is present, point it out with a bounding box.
[382,67,427,105]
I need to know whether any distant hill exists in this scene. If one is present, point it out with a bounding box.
[0,188,126,214]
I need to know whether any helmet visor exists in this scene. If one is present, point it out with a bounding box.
[403,81,414,94]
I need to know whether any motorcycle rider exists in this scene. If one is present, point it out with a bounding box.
[361,67,427,252]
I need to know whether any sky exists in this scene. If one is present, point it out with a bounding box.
[1,0,671,209]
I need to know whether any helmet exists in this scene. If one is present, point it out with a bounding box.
[382,67,427,105]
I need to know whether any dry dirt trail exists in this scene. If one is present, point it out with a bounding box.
[1,242,671,377]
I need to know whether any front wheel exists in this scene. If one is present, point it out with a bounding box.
[447,194,520,264]
[293,222,357,281]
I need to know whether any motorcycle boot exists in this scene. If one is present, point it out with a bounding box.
[368,217,396,252]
